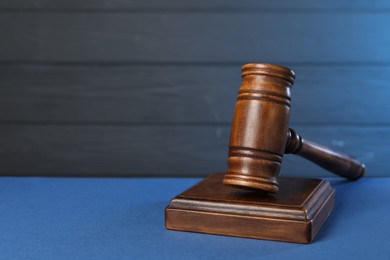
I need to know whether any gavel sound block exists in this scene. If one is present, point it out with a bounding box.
[166,63,364,243]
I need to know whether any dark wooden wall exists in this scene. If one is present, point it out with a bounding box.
[1,1,389,177]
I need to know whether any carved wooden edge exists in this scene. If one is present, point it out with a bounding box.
[241,63,296,85]
[310,187,335,240]
[169,198,305,220]
[303,180,335,220]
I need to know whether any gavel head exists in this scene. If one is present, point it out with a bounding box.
[223,63,295,193]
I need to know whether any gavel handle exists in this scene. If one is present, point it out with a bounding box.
[285,128,365,180]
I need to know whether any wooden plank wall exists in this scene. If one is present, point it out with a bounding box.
[0,1,389,177]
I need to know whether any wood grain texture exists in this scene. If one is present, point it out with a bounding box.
[286,128,365,181]
[224,63,295,193]
[1,65,389,124]
[0,13,389,63]
[1,0,389,11]
[0,125,383,177]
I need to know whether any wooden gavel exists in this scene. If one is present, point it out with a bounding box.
[223,63,365,193]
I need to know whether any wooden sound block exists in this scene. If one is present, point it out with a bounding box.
[165,173,335,243]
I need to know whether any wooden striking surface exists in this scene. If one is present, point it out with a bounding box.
[166,173,335,243]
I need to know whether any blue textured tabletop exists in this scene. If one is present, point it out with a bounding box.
[1,176,389,260]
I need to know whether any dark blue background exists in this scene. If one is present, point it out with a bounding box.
[0,0,389,178]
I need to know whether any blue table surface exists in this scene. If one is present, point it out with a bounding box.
[1,175,389,260]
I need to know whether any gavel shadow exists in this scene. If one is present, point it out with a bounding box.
[329,179,353,186]
[229,190,279,206]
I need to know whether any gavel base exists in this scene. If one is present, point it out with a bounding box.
[165,173,335,243]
